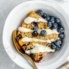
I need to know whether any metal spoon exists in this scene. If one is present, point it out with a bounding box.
[12,30,38,69]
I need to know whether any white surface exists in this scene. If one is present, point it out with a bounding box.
[2,1,69,69]
[18,27,59,35]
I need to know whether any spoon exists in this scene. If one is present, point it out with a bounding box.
[12,30,38,69]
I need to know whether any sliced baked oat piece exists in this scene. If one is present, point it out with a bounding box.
[14,11,58,62]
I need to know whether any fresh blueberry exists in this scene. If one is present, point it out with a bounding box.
[16,34,22,41]
[36,10,44,16]
[40,30,47,36]
[50,18,55,23]
[53,23,58,29]
[59,33,65,39]
[51,41,62,50]
[42,13,47,18]
[33,26,38,31]
[55,18,61,23]
[47,21,52,28]
[51,42,57,49]
[55,46,62,51]
[58,27,64,33]
[55,40,62,46]
[51,16,55,21]
[45,15,50,21]
[32,22,38,26]
[32,31,38,37]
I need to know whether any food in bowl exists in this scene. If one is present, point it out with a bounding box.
[12,10,65,62]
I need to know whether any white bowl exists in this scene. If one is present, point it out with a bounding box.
[3,1,69,69]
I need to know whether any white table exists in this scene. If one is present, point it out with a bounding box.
[0,0,69,69]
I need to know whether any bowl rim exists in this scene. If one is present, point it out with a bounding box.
[2,0,69,69]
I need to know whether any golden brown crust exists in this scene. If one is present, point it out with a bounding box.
[27,11,42,18]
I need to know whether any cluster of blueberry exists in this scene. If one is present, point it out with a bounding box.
[32,26,47,37]
[32,10,65,51]
[36,10,65,51]
[37,10,64,31]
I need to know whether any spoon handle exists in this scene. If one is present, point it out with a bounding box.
[12,30,38,69]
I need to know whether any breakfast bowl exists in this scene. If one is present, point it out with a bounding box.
[2,1,69,69]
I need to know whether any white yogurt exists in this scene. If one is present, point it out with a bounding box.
[46,29,59,35]
[21,37,58,43]
[18,27,59,35]
[25,44,55,54]
[18,27,33,32]
[24,17,47,24]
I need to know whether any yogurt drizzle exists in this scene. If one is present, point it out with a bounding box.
[21,37,58,43]
[18,27,33,32]
[25,44,55,54]
[24,17,47,24]
[18,27,59,35]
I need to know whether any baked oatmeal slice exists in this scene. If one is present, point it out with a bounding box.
[15,11,59,62]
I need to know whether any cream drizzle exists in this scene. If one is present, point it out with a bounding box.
[25,44,55,54]
[24,17,47,24]
[18,27,59,35]
[18,27,33,32]
[21,37,59,43]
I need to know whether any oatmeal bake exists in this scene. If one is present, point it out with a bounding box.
[12,10,65,62]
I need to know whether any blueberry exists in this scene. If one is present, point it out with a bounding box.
[16,34,22,41]
[50,18,55,23]
[42,13,47,18]
[32,22,38,26]
[51,42,57,49]
[58,27,64,33]
[32,31,38,37]
[40,30,47,36]
[36,10,44,16]
[55,39,62,51]
[33,26,38,31]
[51,16,55,21]
[45,15,50,21]
[51,40,62,51]
[59,33,65,39]
[55,40,62,46]
[55,18,61,23]
[47,21,52,28]
[55,46,62,51]
[53,23,58,29]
